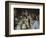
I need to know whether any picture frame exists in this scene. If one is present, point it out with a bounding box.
[5,1,45,37]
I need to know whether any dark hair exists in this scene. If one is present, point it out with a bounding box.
[22,15,27,18]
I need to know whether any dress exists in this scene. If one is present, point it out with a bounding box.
[31,20,39,29]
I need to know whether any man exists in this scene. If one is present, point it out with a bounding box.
[16,15,29,30]
[16,10,29,30]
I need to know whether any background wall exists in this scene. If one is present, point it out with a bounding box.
[0,0,46,38]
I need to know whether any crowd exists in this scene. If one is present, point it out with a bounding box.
[14,10,39,30]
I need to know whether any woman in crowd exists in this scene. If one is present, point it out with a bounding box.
[31,13,39,29]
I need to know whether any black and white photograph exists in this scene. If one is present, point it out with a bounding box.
[5,1,45,37]
[14,8,39,30]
